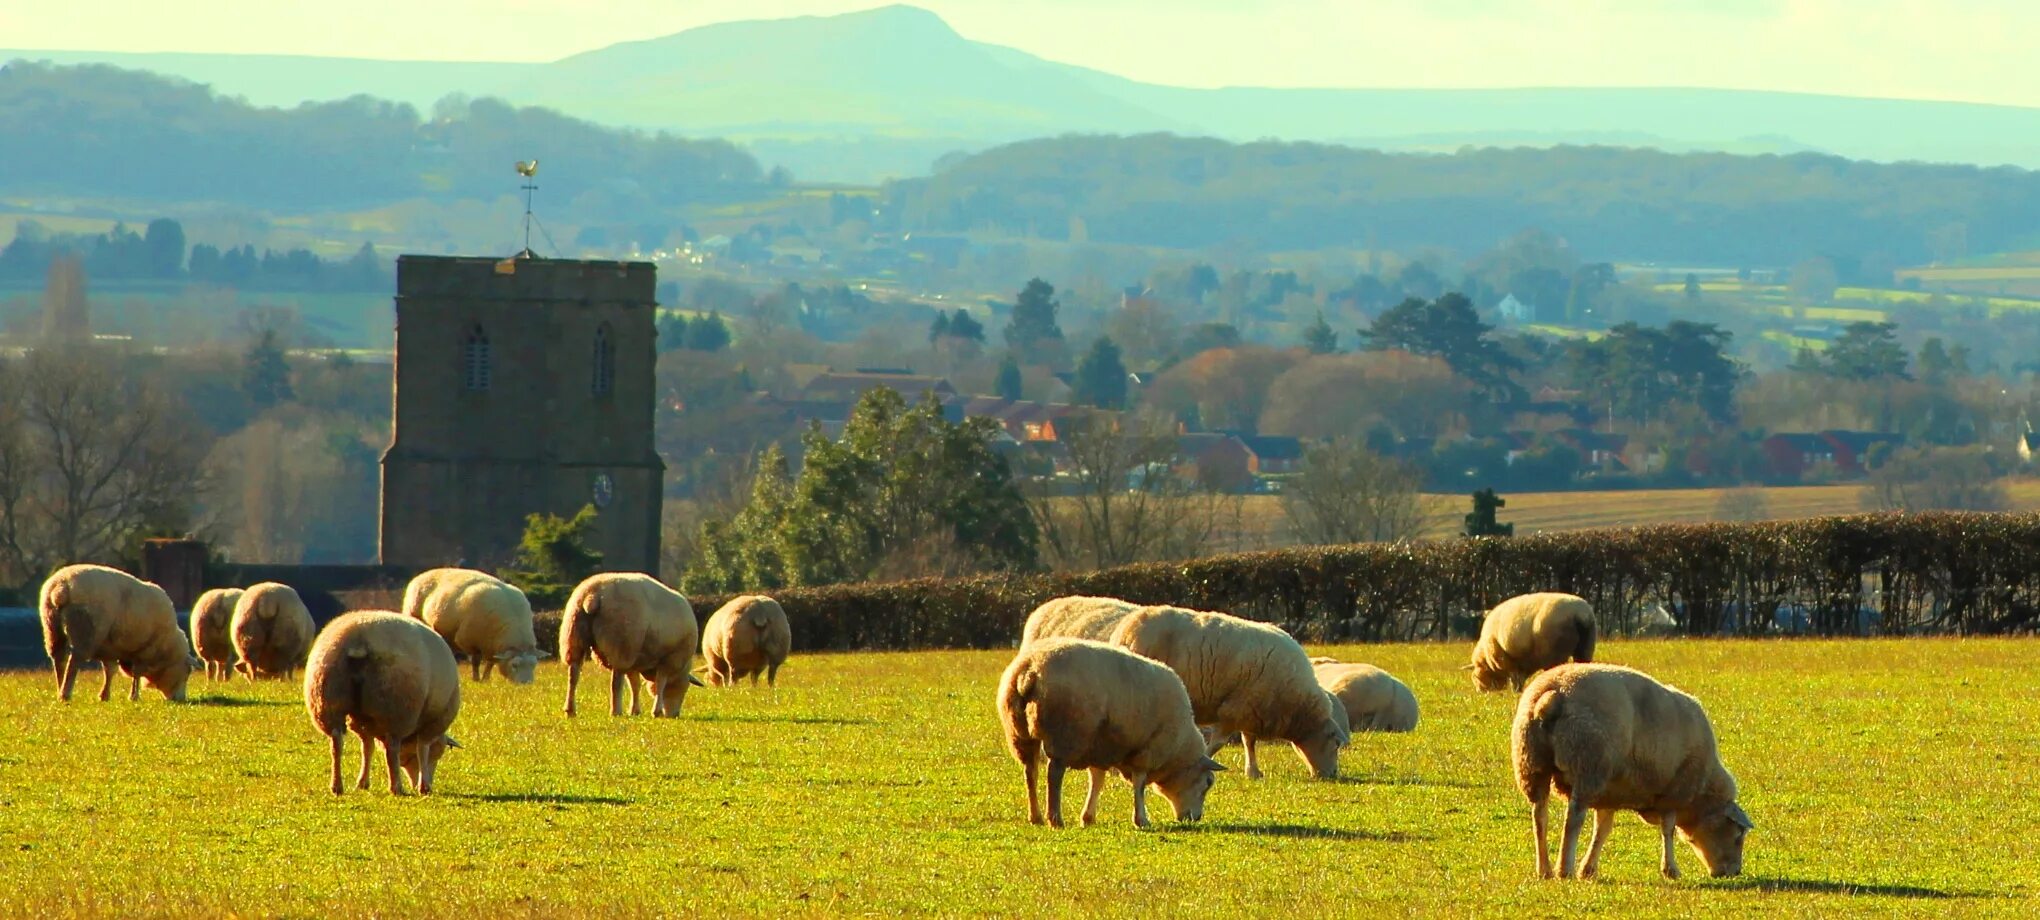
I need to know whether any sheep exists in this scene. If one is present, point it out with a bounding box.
[700,594,792,687]
[559,572,704,718]
[1470,592,1598,693]
[188,587,245,681]
[998,637,1226,829]
[39,563,199,703]
[407,570,543,683]
[1019,595,1140,646]
[1107,605,1349,780]
[303,610,462,796]
[231,582,317,679]
[1311,657,1420,732]
[1512,662,1752,881]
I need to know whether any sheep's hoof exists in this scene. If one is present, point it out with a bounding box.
[330,784,345,796]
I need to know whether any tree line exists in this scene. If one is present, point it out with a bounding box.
[883,134,2040,265]
[0,217,391,292]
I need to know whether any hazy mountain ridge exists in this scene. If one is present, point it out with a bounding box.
[8,4,2040,182]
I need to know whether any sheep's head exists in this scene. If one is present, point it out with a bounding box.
[148,653,200,702]
[496,648,543,685]
[1291,716,1349,779]
[1681,801,1753,878]
[1469,662,1512,693]
[1154,757,1225,823]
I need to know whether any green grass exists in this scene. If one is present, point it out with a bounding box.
[2,640,2036,917]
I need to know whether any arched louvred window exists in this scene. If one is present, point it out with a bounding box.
[592,323,615,397]
[463,324,491,391]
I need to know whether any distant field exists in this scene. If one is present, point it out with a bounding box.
[2,640,2034,917]
[1219,482,2040,549]
[0,283,394,349]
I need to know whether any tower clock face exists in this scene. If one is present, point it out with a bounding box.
[592,473,615,508]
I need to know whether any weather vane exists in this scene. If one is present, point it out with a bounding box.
[515,159,539,257]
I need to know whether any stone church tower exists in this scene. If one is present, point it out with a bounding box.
[379,255,664,573]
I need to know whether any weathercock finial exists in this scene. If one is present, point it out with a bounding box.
[515,159,539,177]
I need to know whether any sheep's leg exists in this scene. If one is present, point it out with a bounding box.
[1022,748,1043,825]
[650,677,671,717]
[49,643,68,693]
[1559,798,1591,879]
[383,734,408,796]
[750,669,760,687]
[60,658,80,701]
[564,656,582,717]
[355,731,375,791]
[418,745,438,796]
[1130,772,1151,829]
[1580,808,1616,879]
[609,669,626,717]
[1045,760,1067,829]
[327,731,347,796]
[128,670,141,702]
[1080,768,1106,827]
[403,741,424,792]
[470,658,482,682]
[1242,733,1263,780]
[1658,812,1681,879]
[1531,797,1553,879]
[631,674,646,715]
[767,663,779,687]
[482,658,496,682]
[97,664,115,702]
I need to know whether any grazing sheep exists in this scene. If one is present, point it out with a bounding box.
[188,587,244,681]
[1108,605,1349,780]
[304,610,462,796]
[409,571,543,684]
[998,637,1226,829]
[700,595,792,687]
[1020,595,1140,646]
[559,573,704,718]
[1470,592,1598,693]
[1513,663,1752,881]
[1312,658,1420,732]
[39,563,199,703]
[231,582,317,679]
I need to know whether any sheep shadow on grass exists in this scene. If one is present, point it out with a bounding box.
[1168,821,1425,842]
[184,696,295,708]
[443,792,633,807]
[1705,877,1965,899]
[683,713,876,727]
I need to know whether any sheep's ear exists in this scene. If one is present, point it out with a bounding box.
[1202,758,1227,772]
[1726,803,1753,830]
[687,673,706,687]
[443,736,462,750]
[1456,663,1476,671]
[494,650,516,661]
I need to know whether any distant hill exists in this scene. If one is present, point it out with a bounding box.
[11,5,2040,183]
[885,135,2040,266]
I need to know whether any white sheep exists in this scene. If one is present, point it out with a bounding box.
[1312,657,1420,732]
[998,637,1226,829]
[188,587,244,681]
[1108,605,1349,780]
[39,563,199,702]
[700,594,792,687]
[1512,662,1752,880]
[231,582,316,679]
[1019,595,1140,646]
[304,610,462,796]
[406,569,543,683]
[1470,592,1598,692]
[559,572,704,718]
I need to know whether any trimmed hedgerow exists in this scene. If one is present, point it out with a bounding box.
[535,512,2040,654]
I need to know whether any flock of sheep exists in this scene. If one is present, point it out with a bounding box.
[1000,591,1751,881]
[35,560,1748,883]
[35,563,791,795]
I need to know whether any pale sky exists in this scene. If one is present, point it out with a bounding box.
[5,0,2036,108]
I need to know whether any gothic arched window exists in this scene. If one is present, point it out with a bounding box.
[592,323,615,396]
[463,324,491,391]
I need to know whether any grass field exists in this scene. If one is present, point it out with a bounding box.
[2,639,2036,917]
[1206,481,2040,551]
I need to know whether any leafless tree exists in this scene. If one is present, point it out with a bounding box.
[1029,414,1240,570]
[0,346,207,581]
[1279,438,1429,546]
